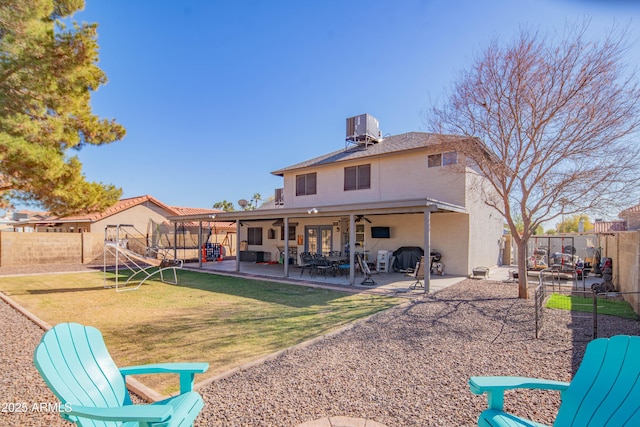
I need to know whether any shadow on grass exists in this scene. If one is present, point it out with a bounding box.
[28,286,106,294]
[98,268,390,309]
[24,272,133,295]
[166,269,360,308]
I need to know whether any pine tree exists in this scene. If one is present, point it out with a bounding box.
[0,0,125,216]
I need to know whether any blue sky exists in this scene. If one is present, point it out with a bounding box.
[62,0,640,212]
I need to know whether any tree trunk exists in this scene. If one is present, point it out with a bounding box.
[517,240,529,299]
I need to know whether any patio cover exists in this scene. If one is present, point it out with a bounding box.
[167,198,467,291]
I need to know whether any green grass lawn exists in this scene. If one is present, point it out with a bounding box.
[0,269,403,394]
[546,293,638,320]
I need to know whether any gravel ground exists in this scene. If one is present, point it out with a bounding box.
[1,274,639,427]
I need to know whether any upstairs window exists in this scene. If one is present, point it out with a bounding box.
[443,152,458,166]
[428,152,458,167]
[296,173,317,196]
[344,164,371,191]
[427,153,442,168]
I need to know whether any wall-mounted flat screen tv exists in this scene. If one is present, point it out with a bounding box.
[371,226,390,238]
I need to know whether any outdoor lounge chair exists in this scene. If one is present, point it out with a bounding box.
[355,252,376,286]
[407,256,425,289]
[34,322,209,427]
[469,335,640,427]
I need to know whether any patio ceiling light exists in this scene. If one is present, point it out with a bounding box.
[308,208,319,214]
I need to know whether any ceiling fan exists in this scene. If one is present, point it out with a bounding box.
[355,215,372,223]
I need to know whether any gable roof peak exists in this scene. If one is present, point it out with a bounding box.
[54,195,181,221]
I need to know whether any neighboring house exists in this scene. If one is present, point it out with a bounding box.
[11,195,237,255]
[618,204,640,231]
[25,195,182,233]
[170,114,504,283]
[593,220,627,233]
[0,196,236,267]
[591,203,640,234]
[3,210,50,232]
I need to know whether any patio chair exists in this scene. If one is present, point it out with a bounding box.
[407,256,425,289]
[34,322,209,427]
[469,335,640,427]
[336,261,351,276]
[313,254,332,278]
[299,252,314,277]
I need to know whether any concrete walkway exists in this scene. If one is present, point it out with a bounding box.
[184,259,472,296]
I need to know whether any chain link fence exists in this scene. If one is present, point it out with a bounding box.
[535,267,640,339]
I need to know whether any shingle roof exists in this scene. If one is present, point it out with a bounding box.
[270,132,469,176]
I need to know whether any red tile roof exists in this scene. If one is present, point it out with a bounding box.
[171,206,222,216]
[593,220,627,233]
[171,207,236,231]
[32,196,236,232]
[55,195,181,221]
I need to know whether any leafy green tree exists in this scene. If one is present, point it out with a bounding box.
[213,193,267,212]
[0,0,126,216]
[556,214,594,233]
[246,193,262,211]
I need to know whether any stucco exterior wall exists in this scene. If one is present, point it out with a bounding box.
[465,174,504,271]
[91,202,175,233]
[247,145,502,276]
[281,150,466,209]
[237,212,473,275]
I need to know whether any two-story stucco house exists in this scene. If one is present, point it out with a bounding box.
[171,115,504,289]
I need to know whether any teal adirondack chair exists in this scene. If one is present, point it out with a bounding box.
[34,322,209,427]
[469,335,640,427]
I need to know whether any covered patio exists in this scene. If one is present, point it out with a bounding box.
[169,198,468,294]
[184,258,474,296]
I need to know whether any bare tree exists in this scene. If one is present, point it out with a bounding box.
[429,22,640,298]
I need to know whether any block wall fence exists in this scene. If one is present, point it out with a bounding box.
[0,232,104,267]
[2,231,640,312]
[599,231,640,314]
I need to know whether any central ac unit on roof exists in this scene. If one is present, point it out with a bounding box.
[346,114,381,144]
